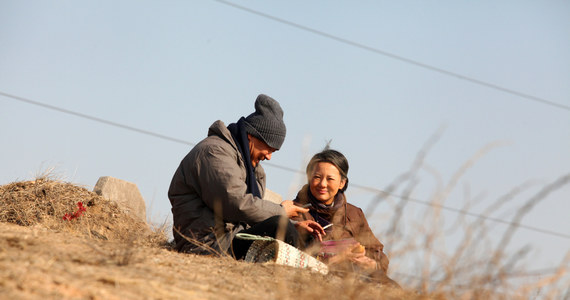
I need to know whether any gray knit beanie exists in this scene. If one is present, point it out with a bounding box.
[243,94,286,150]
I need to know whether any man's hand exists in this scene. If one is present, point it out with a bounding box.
[295,220,326,242]
[281,200,309,218]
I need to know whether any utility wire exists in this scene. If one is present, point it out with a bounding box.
[213,0,570,112]
[2,91,569,240]
[0,91,195,146]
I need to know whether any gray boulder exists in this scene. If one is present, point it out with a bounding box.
[93,176,147,222]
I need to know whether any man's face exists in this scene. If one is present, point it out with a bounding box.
[247,134,276,167]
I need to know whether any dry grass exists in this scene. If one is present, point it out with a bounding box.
[0,176,166,248]
[365,136,570,299]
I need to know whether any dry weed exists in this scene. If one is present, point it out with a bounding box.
[364,138,570,299]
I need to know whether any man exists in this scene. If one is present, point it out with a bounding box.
[168,94,323,259]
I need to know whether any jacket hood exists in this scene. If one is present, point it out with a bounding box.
[207,120,238,150]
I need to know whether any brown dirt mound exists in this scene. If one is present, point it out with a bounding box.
[0,178,165,246]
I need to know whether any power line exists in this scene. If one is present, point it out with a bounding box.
[213,0,570,112]
[0,91,195,147]
[2,91,569,240]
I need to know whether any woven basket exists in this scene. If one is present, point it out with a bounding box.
[236,233,328,275]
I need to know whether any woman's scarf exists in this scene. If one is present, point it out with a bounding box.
[227,117,261,198]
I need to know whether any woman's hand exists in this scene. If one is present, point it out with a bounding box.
[328,243,377,270]
[281,200,309,218]
[294,220,326,242]
[349,252,377,270]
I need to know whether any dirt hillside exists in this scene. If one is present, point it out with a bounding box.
[0,179,417,300]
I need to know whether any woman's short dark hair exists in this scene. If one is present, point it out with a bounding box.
[306,149,349,192]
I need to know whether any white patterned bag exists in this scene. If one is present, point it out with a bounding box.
[236,233,328,275]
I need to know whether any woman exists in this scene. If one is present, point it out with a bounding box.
[292,149,393,283]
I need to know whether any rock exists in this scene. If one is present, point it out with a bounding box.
[93,176,146,222]
[263,188,282,204]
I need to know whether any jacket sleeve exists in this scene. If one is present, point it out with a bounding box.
[190,143,284,225]
[354,207,390,272]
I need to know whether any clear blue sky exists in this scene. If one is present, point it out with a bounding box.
[1,0,569,285]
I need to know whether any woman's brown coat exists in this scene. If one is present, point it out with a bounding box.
[292,185,390,272]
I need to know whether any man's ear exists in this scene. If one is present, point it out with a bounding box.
[247,134,255,149]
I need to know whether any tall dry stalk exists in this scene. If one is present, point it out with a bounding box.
[362,136,570,299]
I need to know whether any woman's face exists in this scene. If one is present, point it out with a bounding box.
[309,162,346,205]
